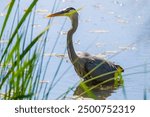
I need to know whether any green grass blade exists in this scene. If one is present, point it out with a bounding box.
[0,26,50,90]
[0,0,38,63]
[79,82,97,99]
[4,34,22,66]
[0,0,15,40]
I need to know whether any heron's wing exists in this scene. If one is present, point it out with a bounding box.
[84,58,118,78]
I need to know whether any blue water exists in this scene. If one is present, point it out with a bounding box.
[0,0,150,99]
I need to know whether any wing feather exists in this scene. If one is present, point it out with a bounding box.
[84,57,118,82]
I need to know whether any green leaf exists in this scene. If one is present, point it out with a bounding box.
[0,26,50,90]
[0,0,38,63]
[4,34,22,66]
[0,0,15,40]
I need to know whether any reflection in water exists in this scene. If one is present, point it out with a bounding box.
[73,81,120,100]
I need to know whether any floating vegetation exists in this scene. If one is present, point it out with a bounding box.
[119,45,137,51]
[108,11,115,15]
[96,42,105,48]
[0,12,6,17]
[101,50,118,56]
[60,31,67,35]
[74,40,80,45]
[94,54,107,58]
[0,63,12,67]
[0,39,9,44]
[93,4,104,9]
[83,18,91,23]
[62,0,72,3]
[39,80,49,84]
[35,9,48,14]
[116,18,128,24]
[32,24,41,28]
[89,29,109,33]
[113,0,124,6]
[44,53,68,58]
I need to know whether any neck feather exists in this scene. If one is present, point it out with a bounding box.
[67,15,78,64]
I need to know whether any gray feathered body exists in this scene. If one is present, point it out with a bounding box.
[73,52,123,84]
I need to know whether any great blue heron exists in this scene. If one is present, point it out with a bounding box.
[47,7,124,85]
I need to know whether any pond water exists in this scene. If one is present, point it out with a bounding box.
[0,0,150,99]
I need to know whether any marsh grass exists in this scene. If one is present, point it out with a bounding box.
[0,0,69,100]
[0,0,51,99]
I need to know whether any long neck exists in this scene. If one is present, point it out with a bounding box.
[67,16,79,64]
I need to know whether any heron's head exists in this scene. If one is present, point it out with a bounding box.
[46,7,79,19]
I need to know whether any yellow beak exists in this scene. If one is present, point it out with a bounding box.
[46,11,64,18]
